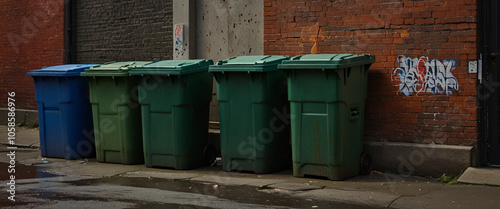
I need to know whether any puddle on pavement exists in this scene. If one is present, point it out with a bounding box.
[0,162,61,181]
[66,177,385,209]
[130,202,212,209]
[0,174,386,209]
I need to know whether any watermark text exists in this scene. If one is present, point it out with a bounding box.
[6,92,16,201]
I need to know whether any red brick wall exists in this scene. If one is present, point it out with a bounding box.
[0,0,65,110]
[265,0,478,146]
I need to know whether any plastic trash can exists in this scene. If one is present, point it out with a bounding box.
[209,55,291,174]
[278,54,375,180]
[81,61,151,164]
[130,59,214,169]
[27,64,97,159]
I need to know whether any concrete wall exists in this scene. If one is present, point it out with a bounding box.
[364,141,475,177]
[195,0,264,121]
[172,0,196,60]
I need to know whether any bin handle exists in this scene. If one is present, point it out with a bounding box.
[291,55,303,60]
[133,60,159,69]
[216,57,237,65]
[116,62,136,70]
[115,62,134,71]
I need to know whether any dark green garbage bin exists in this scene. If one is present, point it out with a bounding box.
[209,55,291,174]
[278,54,375,180]
[130,59,214,169]
[81,61,151,164]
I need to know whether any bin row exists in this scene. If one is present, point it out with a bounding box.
[27,54,375,180]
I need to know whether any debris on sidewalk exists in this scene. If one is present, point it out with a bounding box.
[78,158,88,164]
[211,157,222,166]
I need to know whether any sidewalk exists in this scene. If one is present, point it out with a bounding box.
[1,125,500,208]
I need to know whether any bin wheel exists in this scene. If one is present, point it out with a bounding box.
[360,152,372,175]
[203,144,217,166]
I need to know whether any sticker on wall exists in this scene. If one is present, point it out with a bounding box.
[391,55,459,96]
[174,24,185,58]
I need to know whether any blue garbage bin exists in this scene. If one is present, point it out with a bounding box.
[27,64,97,159]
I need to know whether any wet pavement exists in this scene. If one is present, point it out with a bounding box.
[0,176,384,208]
[2,125,500,208]
[0,162,60,181]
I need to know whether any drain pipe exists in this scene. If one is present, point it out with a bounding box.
[64,0,76,64]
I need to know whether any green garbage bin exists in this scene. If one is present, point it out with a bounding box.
[209,55,291,174]
[81,61,151,164]
[278,54,375,180]
[129,59,214,169]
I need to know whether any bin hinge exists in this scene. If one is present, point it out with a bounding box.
[119,62,136,70]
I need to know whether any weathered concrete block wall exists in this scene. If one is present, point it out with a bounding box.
[75,0,173,63]
[264,0,478,147]
[196,0,264,121]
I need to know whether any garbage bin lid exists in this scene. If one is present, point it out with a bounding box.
[209,55,290,73]
[80,61,152,77]
[130,59,213,76]
[27,64,98,77]
[278,54,375,70]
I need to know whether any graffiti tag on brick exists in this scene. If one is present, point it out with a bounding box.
[391,55,459,96]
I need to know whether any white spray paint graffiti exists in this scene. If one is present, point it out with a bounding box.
[391,55,459,96]
[174,24,185,58]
